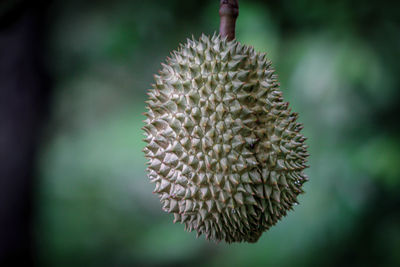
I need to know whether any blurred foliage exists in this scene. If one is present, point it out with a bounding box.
[35,0,400,266]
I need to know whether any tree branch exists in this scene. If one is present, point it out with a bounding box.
[219,0,239,41]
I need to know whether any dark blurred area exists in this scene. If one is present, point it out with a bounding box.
[0,0,399,266]
[0,1,51,265]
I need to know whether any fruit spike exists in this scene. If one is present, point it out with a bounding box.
[143,34,309,243]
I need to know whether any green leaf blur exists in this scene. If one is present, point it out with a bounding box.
[36,0,400,266]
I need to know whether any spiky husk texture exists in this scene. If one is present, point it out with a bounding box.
[143,34,309,243]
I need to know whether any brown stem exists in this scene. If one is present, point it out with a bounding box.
[219,0,239,41]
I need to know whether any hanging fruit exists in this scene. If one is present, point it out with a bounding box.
[143,0,309,243]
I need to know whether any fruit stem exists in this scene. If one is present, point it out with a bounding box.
[219,0,239,41]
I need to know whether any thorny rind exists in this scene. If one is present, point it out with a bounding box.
[143,33,309,243]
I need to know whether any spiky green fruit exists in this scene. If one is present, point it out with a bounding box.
[143,33,309,243]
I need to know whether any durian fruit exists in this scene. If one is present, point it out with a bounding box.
[143,33,309,243]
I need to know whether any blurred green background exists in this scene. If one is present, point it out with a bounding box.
[35,0,400,266]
